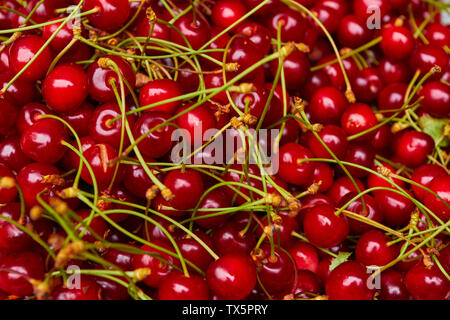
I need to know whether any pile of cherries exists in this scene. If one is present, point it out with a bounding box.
[0,0,449,300]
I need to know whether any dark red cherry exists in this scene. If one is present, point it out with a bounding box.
[351,67,384,103]
[0,137,31,172]
[380,270,410,300]
[303,204,349,248]
[242,0,281,16]
[235,22,272,55]
[411,164,447,201]
[20,118,67,164]
[311,5,340,34]
[419,81,450,118]
[0,203,33,251]
[204,74,228,105]
[438,245,450,275]
[0,251,44,297]
[293,270,322,298]
[395,131,434,168]
[231,84,269,119]
[375,189,414,227]
[176,232,214,272]
[123,162,153,199]
[327,176,365,204]
[309,87,348,125]
[102,245,136,271]
[195,189,230,229]
[213,221,256,256]
[89,102,135,149]
[211,0,246,29]
[258,215,299,248]
[16,103,52,134]
[94,276,129,300]
[227,36,264,84]
[371,124,392,150]
[269,8,305,42]
[353,0,391,19]
[61,102,94,138]
[297,193,335,224]
[26,0,57,23]
[42,17,81,52]
[423,175,450,222]
[158,272,209,300]
[163,169,204,210]
[142,216,184,244]
[9,35,51,81]
[377,83,408,117]
[409,44,449,80]
[83,0,130,32]
[87,55,136,103]
[81,143,118,188]
[175,103,217,146]
[272,50,310,90]
[206,254,256,300]
[289,242,319,273]
[378,58,410,84]
[317,55,358,90]
[200,27,231,70]
[152,194,186,217]
[307,162,335,192]
[302,70,332,100]
[133,20,171,54]
[340,103,378,141]
[367,162,405,194]
[139,79,182,114]
[171,15,210,50]
[381,26,415,61]
[355,230,396,266]
[62,136,95,170]
[338,15,371,49]
[338,192,383,235]
[325,260,375,300]
[277,142,314,186]
[42,64,88,113]
[0,163,17,204]
[305,125,348,159]
[0,72,38,106]
[51,277,101,300]
[133,111,174,159]
[0,98,18,133]
[75,209,108,242]
[342,143,375,178]
[425,22,450,48]
[404,262,449,300]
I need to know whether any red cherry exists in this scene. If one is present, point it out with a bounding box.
[20,118,68,164]
[212,221,256,256]
[419,81,450,118]
[395,131,434,168]
[158,272,209,300]
[0,203,33,251]
[293,270,322,298]
[123,161,153,199]
[16,103,52,134]
[371,124,392,150]
[171,15,210,50]
[307,162,335,192]
[226,36,264,84]
[235,22,272,55]
[309,87,348,125]
[325,260,375,300]
[272,50,311,90]
[289,242,319,273]
[211,0,246,29]
[75,209,108,242]
[355,230,396,266]
[196,189,230,229]
[0,71,38,106]
[317,55,358,90]
[51,277,101,300]
[83,0,130,32]
[409,44,449,79]
[302,70,332,100]
[242,0,281,16]
[375,189,414,227]
[204,73,228,105]
[0,163,17,204]
[0,98,18,134]
[381,26,415,61]
[62,136,95,170]
[311,5,340,34]
[163,169,204,210]
[367,162,405,193]
[206,254,256,300]
[297,193,335,224]
[303,204,349,248]
[338,15,371,49]
[61,102,94,138]
[378,58,411,84]
[0,137,32,172]
[95,276,129,300]
[425,22,450,48]
[175,103,217,146]
[423,175,450,222]
[404,262,449,300]
[269,8,306,42]
[353,0,391,19]
[81,143,118,188]
[379,270,410,300]
[377,82,408,117]
[351,67,384,103]
[340,103,378,141]
[139,79,182,114]
[42,17,81,52]
[327,176,365,203]
[305,125,348,159]
[176,232,214,272]
[133,20,171,54]
[42,64,88,113]
[26,0,57,23]
[277,142,315,186]
[258,215,299,248]
[342,143,375,178]
[9,35,52,81]
[411,164,447,201]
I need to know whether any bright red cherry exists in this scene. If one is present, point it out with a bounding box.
[42,64,88,113]
[81,143,118,188]
[380,270,410,300]
[139,79,182,114]
[317,55,359,90]
[226,36,264,84]
[42,17,80,52]
[395,131,434,168]
[355,230,396,266]
[404,262,449,300]
[353,0,391,19]
[0,71,38,106]
[411,164,447,201]
[123,161,154,199]
[176,232,214,272]
[133,20,171,54]
[212,221,256,256]
[196,189,230,229]
[163,169,204,210]
[0,203,33,251]
[74,209,108,242]
[327,176,365,204]
[171,15,210,50]
[309,87,348,125]
[423,175,450,222]
[83,0,130,32]
[375,190,414,227]
[235,22,272,55]
[340,103,378,141]
[206,254,256,300]
[0,137,32,172]
[342,143,375,178]
[305,125,348,159]
[175,103,217,146]
[381,26,415,61]
[307,162,335,192]
[311,4,340,34]
[338,15,371,49]
[16,103,52,134]
[272,50,310,90]
[277,143,315,186]
[409,44,449,79]
[419,81,450,118]
[269,8,306,42]
[425,22,450,48]
[351,68,384,103]
[302,70,332,100]
[289,242,319,273]
[211,0,246,29]
[158,272,209,300]
[377,83,408,117]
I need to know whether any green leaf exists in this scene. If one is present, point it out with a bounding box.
[418,116,450,148]
[329,252,352,272]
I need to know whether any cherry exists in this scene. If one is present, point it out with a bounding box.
[163,169,204,210]
[87,55,136,103]
[226,36,264,84]
[171,15,210,50]
[327,176,365,204]
[381,26,415,61]
[425,22,450,48]
[404,262,449,300]
[175,103,217,146]
[377,82,408,117]
[211,0,246,29]
[51,277,101,300]
[303,204,349,248]
[371,124,393,151]
[419,81,450,118]
[258,215,299,248]
[103,246,135,271]
[212,221,256,256]
[0,98,18,134]
[291,269,322,298]
[20,118,68,165]
[176,232,214,272]
[378,58,411,84]
[123,161,153,199]
[61,102,94,138]
[9,35,52,81]
[317,55,358,90]
[338,15,371,49]
[309,87,348,125]
[375,189,414,227]
[317,256,333,283]
[409,44,449,79]
[142,216,184,244]
[289,242,319,273]
[42,64,88,113]
[243,0,281,16]
[80,143,118,188]
[311,4,340,35]
[269,8,306,42]
[355,230,396,266]
[340,103,378,141]
[338,192,383,235]
[195,189,230,229]
[206,254,256,300]
[0,72,38,106]
[277,142,314,186]
[367,162,405,193]
[410,164,447,201]
[235,22,272,55]
[257,244,296,294]
[26,0,57,23]
[304,125,347,159]
[325,260,375,300]
[302,70,332,100]
[0,137,31,172]
[318,0,350,15]
[42,17,81,52]
[94,276,129,300]
[133,20,171,54]
[200,27,232,70]
[297,193,335,224]
[307,162,335,192]
[0,46,10,72]
[16,103,51,134]
[272,50,311,90]
[342,143,375,178]
[0,163,17,203]
[231,84,269,118]
[353,0,391,20]
[395,131,434,168]
[0,251,44,297]
[438,246,450,275]
[62,136,95,170]
[423,175,450,222]
[158,272,209,300]
[132,241,174,288]
[351,67,384,103]
[139,79,182,114]
[83,0,130,32]
[379,270,410,300]
[0,202,34,251]
[204,74,228,105]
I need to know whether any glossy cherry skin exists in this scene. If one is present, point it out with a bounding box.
[123,162,153,199]
[176,232,214,272]
[325,260,375,300]
[0,72,38,106]
[395,131,434,168]
[171,15,210,50]
[20,118,68,164]
[80,143,118,188]
[381,26,415,61]
[51,277,101,300]
[303,204,349,248]
[211,0,246,29]
[353,0,391,19]
[269,8,305,42]
[378,58,410,84]
[375,190,415,227]
[42,64,88,113]
[342,143,375,178]
[158,272,209,300]
[338,15,371,49]
[309,87,348,125]
[258,215,299,248]
[243,0,281,16]
[227,36,264,84]
[231,84,269,118]
[9,35,52,81]
[0,251,45,297]
[0,203,33,251]
[367,162,405,192]
[62,136,95,170]
[0,137,31,172]
[42,17,81,52]
[74,209,108,242]
[302,70,332,100]
[163,169,204,210]
[307,162,335,192]
[409,44,449,80]
[327,176,365,204]
[87,55,136,103]
[272,51,310,91]
[423,175,450,222]
[289,242,319,273]
[175,103,217,146]
[16,103,52,134]
[404,262,449,300]
[351,68,384,103]
[139,79,182,114]
[340,103,378,141]
[0,163,17,203]
[355,230,396,266]
[304,125,348,159]
[311,4,340,35]
[317,55,358,90]
[133,20,171,54]
[377,83,407,117]
[61,102,94,138]
[411,164,447,201]
[379,270,410,300]
[206,254,257,300]
[94,276,128,300]
[425,22,450,47]
[235,22,272,55]
[277,143,315,186]
[83,0,130,32]
[195,189,230,229]
[297,193,335,224]
[212,221,256,256]
[419,81,450,118]
[0,98,18,134]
